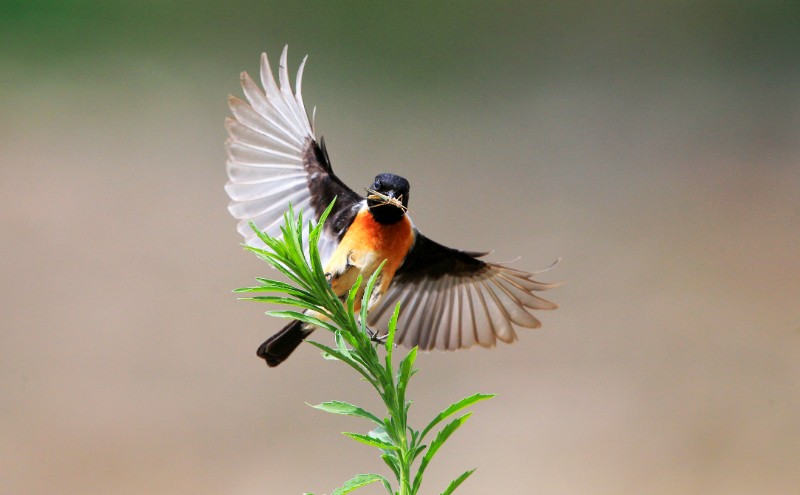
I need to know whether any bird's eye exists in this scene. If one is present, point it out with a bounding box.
[374,179,383,189]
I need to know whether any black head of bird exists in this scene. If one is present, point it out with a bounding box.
[366,173,410,225]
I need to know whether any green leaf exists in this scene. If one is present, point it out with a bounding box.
[412,414,472,494]
[238,295,326,314]
[396,346,417,405]
[245,278,313,297]
[335,327,360,350]
[398,347,417,383]
[334,330,350,354]
[306,201,338,296]
[244,248,307,288]
[420,393,495,440]
[305,341,380,390]
[320,350,341,361]
[346,275,363,320]
[359,260,386,325]
[380,476,394,495]
[383,304,401,390]
[266,310,337,332]
[331,473,389,495]
[311,401,383,426]
[342,432,398,450]
[236,200,491,495]
[385,302,401,354]
[409,443,427,463]
[367,425,396,453]
[439,469,476,495]
[381,453,401,483]
[305,341,354,366]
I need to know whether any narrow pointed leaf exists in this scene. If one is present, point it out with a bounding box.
[385,302,401,354]
[409,443,427,463]
[381,453,401,483]
[233,280,311,298]
[266,310,337,332]
[304,341,377,390]
[331,473,389,495]
[342,432,398,450]
[380,477,394,494]
[311,401,383,426]
[412,413,472,493]
[305,341,356,368]
[255,278,313,296]
[439,469,476,495]
[420,393,495,440]
[238,295,325,313]
[346,275,363,318]
[360,260,386,325]
[396,346,418,405]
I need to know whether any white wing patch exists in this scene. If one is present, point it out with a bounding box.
[225,47,321,254]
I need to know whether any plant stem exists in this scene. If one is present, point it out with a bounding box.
[239,203,492,495]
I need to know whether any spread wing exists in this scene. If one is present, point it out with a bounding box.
[368,231,559,350]
[225,46,362,261]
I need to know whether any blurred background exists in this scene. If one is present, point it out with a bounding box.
[2,1,799,494]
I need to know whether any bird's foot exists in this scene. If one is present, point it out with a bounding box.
[365,325,390,345]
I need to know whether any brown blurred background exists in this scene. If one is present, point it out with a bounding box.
[2,2,799,494]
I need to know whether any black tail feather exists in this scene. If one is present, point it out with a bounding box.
[257,320,313,367]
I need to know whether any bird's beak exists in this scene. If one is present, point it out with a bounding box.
[365,188,406,211]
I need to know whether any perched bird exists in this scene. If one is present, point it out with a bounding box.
[225,47,558,367]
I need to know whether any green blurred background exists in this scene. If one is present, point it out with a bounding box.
[2,1,799,494]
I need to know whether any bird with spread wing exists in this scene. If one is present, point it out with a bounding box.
[225,47,558,367]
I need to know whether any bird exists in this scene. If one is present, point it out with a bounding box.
[225,47,558,367]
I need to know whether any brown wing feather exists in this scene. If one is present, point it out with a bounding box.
[368,231,558,350]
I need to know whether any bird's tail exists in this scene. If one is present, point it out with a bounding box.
[257,320,314,367]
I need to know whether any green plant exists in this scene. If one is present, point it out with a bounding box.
[235,201,495,495]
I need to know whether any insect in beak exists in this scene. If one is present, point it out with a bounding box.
[365,188,408,212]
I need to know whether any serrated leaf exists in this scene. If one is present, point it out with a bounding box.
[311,401,383,426]
[420,393,495,440]
[439,469,476,495]
[396,346,417,405]
[342,432,398,450]
[384,302,401,355]
[367,425,399,455]
[412,413,472,493]
[409,443,427,463]
[331,473,389,495]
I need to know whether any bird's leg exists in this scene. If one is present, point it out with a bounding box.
[365,325,389,344]
[356,316,391,345]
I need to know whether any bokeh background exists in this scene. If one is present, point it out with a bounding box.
[2,2,799,494]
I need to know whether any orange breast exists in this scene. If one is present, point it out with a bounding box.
[323,207,414,311]
[344,209,412,261]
